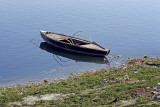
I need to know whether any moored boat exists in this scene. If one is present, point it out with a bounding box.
[40,30,110,56]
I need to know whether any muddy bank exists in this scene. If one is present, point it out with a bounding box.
[0,56,160,106]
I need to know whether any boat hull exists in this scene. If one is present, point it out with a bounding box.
[41,32,110,56]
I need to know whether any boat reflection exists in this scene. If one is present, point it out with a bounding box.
[40,42,109,65]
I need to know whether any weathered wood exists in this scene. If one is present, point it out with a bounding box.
[40,30,110,56]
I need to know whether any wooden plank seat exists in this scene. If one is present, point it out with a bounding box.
[47,33,69,41]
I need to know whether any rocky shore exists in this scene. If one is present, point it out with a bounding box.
[0,56,160,106]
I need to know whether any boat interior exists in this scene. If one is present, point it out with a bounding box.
[45,32,105,50]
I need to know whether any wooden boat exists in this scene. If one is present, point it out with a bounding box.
[40,30,110,56]
[40,42,109,65]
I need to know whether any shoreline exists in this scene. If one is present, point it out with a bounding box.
[0,69,107,90]
[0,68,102,88]
[0,56,160,106]
[0,63,109,88]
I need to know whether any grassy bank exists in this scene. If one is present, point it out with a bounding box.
[0,57,160,106]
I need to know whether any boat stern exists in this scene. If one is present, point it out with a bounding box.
[105,49,110,55]
[107,49,111,55]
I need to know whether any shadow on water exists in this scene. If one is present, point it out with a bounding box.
[40,42,109,66]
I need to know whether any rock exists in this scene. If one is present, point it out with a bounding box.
[123,66,127,69]
[153,94,160,100]
[122,75,130,81]
[44,80,48,84]
[120,99,137,106]
[112,98,119,102]
[152,91,159,94]
[150,57,156,59]
[144,55,148,58]
[153,86,158,90]
[157,90,160,93]
[128,58,132,60]
[103,79,109,83]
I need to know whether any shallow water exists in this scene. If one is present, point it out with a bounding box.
[0,0,160,87]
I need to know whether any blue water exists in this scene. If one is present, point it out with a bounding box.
[0,0,160,87]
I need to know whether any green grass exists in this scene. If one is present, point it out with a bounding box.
[0,58,160,106]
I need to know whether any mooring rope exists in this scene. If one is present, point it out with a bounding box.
[53,55,74,66]
[29,35,41,47]
[30,35,39,42]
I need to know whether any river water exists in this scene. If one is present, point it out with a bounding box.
[0,0,160,87]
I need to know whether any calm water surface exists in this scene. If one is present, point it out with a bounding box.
[0,0,160,87]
